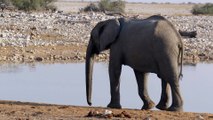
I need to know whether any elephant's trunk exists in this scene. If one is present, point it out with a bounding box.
[86,40,95,106]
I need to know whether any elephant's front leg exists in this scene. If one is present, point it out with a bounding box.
[134,70,155,110]
[107,57,122,109]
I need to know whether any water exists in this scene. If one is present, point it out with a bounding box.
[0,63,212,113]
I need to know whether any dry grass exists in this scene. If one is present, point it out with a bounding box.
[54,1,89,13]
[54,1,194,15]
[125,3,194,15]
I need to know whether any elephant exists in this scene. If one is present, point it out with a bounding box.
[85,15,184,111]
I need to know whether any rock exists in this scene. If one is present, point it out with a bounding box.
[86,110,131,119]
[53,55,62,60]
[196,114,204,120]
[34,57,43,62]
[0,11,212,63]
[143,117,152,120]
[85,110,101,117]
[104,110,112,115]
[179,30,197,38]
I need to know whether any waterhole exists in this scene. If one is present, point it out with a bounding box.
[0,63,212,113]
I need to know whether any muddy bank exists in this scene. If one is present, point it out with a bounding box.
[0,44,212,64]
[0,100,212,120]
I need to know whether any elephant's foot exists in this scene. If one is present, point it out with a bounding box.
[107,102,122,109]
[141,100,155,110]
[167,105,183,112]
[156,102,169,110]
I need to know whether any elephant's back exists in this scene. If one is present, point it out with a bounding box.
[118,19,157,43]
[118,17,182,52]
[150,19,183,69]
[117,20,158,72]
[153,19,182,52]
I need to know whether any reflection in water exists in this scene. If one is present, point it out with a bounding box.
[0,63,212,113]
[0,64,37,73]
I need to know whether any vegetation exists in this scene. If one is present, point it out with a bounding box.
[0,0,56,11]
[83,0,125,13]
[0,0,12,5]
[191,3,213,15]
[83,3,100,12]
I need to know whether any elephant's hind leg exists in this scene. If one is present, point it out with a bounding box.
[134,70,155,110]
[167,79,183,111]
[156,80,170,110]
[158,60,183,111]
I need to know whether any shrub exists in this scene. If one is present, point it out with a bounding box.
[98,0,110,12]
[46,4,57,12]
[11,0,31,11]
[109,0,125,13]
[0,0,12,6]
[82,0,125,13]
[10,0,56,11]
[83,3,100,12]
[99,0,125,13]
[191,3,213,15]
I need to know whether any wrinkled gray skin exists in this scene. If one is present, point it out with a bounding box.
[86,15,183,111]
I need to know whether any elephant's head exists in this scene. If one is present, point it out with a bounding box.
[86,19,121,105]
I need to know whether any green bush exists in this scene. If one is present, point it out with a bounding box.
[99,0,125,13]
[10,0,56,11]
[191,3,213,15]
[0,0,12,5]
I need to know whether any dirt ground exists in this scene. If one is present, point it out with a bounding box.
[0,1,213,120]
[0,44,87,64]
[0,43,211,64]
[0,100,213,120]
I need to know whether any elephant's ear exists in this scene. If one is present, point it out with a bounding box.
[99,19,121,51]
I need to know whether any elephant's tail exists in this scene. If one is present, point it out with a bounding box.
[178,44,183,80]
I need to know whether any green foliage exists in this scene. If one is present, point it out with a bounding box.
[11,0,32,11]
[0,0,12,5]
[191,3,213,15]
[10,0,56,11]
[99,0,125,13]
